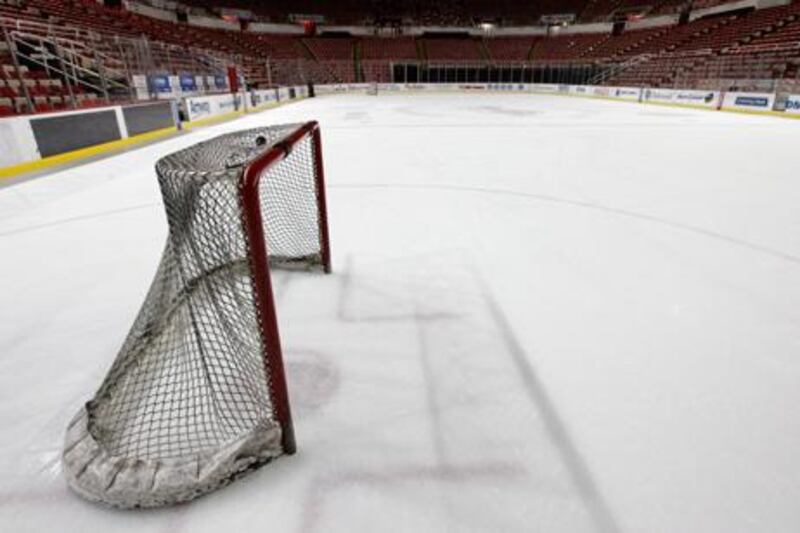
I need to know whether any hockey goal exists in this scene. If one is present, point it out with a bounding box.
[62,122,331,508]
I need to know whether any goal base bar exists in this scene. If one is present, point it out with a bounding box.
[63,409,283,508]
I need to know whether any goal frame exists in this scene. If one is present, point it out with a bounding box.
[239,120,331,456]
[62,121,332,508]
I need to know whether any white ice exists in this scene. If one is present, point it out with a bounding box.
[1,93,799,533]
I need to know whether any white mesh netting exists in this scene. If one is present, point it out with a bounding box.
[62,123,328,508]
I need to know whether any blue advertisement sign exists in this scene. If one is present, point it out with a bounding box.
[734,96,769,108]
[180,74,197,92]
[150,75,171,93]
[215,75,228,90]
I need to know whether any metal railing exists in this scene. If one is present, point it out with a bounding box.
[588,54,653,85]
[0,15,235,112]
[10,30,129,96]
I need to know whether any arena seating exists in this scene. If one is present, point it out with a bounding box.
[175,0,540,25]
[303,38,356,82]
[358,37,419,82]
[0,0,798,116]
[422,38,484,61]
[360,37,419,60]
[530,33,607,60]
[581,27,668,59]
[609,3,800,87]
[484,37,538,61]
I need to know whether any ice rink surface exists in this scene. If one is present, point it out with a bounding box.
[1,93,799,532]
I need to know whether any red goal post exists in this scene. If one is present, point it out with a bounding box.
[240,120,332,454]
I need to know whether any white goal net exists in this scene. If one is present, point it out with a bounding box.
[62,122,331,508]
